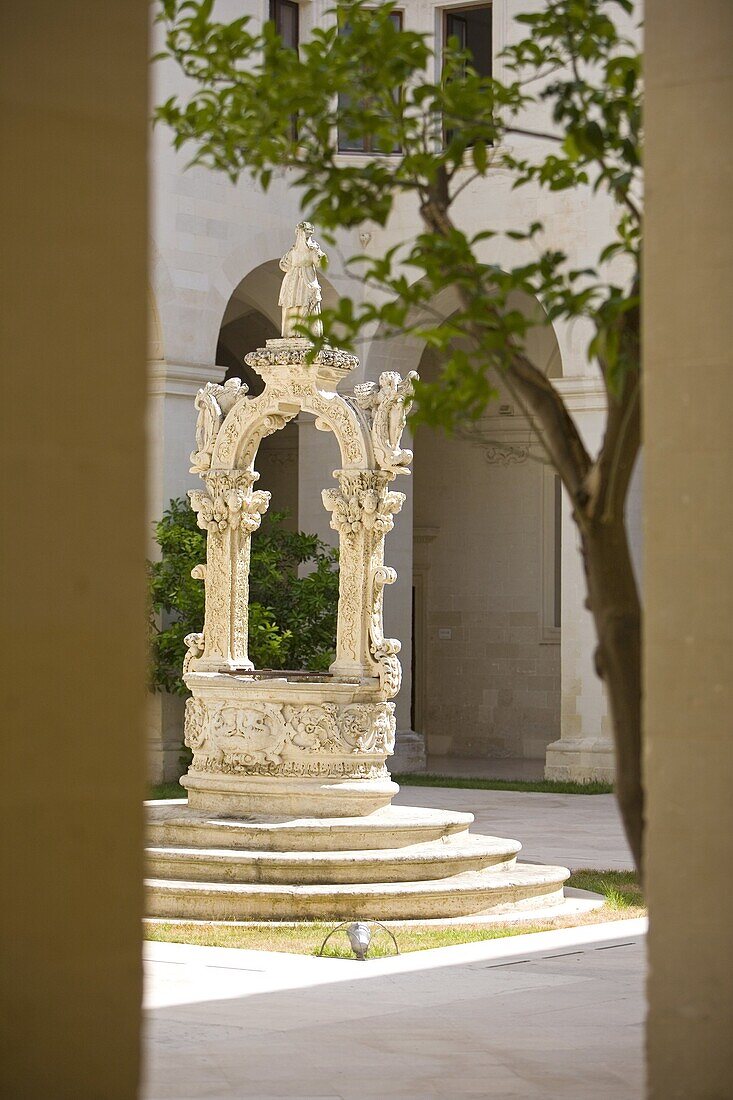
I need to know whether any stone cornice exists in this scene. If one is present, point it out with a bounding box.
[148,360,223,398]
[551,376,607,412]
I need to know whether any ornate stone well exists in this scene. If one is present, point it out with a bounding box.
[146,224,573,923]
[180,227,416,818]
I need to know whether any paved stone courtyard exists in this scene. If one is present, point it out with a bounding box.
[143,785,643,1099]
[393,785,634,871]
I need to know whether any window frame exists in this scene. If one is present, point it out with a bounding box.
[442,2,493,75]
[441,2,494,147]
[269,0,299,49]
[269,0,299,140]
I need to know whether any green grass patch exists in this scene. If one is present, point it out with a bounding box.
[567,868,643,909]
[143,919,543,958]
[392,774,613,795]
[149,782,185,800]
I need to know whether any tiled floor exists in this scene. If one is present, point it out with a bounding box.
[394,784,634,871]
[143,921,646,1099]
[143,785,640,1098]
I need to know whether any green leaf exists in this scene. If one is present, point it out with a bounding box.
[472,141,488,173]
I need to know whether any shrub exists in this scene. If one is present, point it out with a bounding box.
[148,497,339,694]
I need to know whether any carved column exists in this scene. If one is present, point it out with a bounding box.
[323,470,405,689]
[189,470,270,671]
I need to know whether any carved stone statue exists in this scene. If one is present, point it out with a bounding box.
[190,377,248,473]
[278,221,326,339]
[354,370,418,474]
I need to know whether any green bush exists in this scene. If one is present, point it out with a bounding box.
[148,497,339,695]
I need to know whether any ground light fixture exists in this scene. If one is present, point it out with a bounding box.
[318,920,400,961]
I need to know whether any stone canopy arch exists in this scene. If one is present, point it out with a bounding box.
[178,224,419,817]
[185,337,417,690]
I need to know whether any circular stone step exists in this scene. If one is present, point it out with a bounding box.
[144,863,570,922]
[146,801,474,852]
[145,834,521,886]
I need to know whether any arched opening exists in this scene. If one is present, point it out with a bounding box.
[218,261,296,523]
[247,409,342,674]
[215,261,347,674]
[216,260,341,531]
[409,293,563,771]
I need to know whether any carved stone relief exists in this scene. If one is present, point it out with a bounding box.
[184,696,396,778]
[482,444,530,465]
[190,378,249,474]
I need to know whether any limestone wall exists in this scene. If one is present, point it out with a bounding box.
[414,427,560,760]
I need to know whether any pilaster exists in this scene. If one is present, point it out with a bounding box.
[544,377,615,783]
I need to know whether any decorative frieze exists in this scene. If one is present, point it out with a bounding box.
[244,344,359,374]
[482,444,530,466]
[184,696,396,778]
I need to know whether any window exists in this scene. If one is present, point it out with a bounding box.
[270,0,299,139]
[270,0,299,50]
[444,5,492,79]
[337,11,403,154]
[443,4,493,146]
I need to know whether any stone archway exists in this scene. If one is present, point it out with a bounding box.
[366,284,565,772]
[216,260,342,530]
[181,303,417,817]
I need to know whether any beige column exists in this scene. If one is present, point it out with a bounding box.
[300,416,416,735]
[645,2,733,1096]
[545,381,615,781]
[0,1,147,1097]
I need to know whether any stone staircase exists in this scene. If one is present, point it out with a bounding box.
[145,800,570,921]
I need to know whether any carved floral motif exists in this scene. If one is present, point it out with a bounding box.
[183,697,396,777]
[244,345,359,373]
[482,444,530,466]
[322,471,404,536]
[189,470,270,534]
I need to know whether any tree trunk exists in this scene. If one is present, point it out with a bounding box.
[579,511,644,875]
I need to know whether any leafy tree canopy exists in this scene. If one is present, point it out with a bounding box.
[149,498,339,694]
[157,0,641,448]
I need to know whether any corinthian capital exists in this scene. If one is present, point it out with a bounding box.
[322,471,404,536]
[189,470,270,533]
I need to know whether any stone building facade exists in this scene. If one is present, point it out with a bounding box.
[148,0,641,782]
